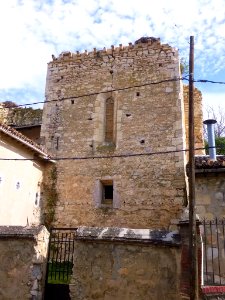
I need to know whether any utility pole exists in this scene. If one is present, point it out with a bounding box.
[188,36,199,300]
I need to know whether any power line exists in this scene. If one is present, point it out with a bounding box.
[1,77,184,109]
[1,77,225,110]
[195,79,225,84]
[0,146,222,161]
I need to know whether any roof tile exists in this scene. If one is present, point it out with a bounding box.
[0,122,50,159]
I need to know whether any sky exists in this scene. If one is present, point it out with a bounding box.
[0,0,225,116]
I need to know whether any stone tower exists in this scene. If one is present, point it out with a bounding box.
[41,37,187,229]
[183,85,204,155]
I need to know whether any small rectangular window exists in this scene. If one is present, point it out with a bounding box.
[101,180,113,205]
[105,97,114,143]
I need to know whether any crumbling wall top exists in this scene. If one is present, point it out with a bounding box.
[50,37,177,63]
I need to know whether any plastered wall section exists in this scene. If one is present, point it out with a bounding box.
[0,134,44,226]
[41,40,187,229]
[183,85,204,155]
[196,172,225,220]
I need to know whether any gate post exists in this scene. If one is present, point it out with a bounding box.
[44,227,52,296]
[179,220,202,299]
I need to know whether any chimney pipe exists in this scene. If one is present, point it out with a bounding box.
[203,119,217,160]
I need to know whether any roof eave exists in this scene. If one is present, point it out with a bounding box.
[0,127,50,160]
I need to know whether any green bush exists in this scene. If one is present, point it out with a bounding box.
[47,261,73,284]
[205,137,225,155]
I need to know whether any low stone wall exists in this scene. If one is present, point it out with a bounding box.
[195,170,225,219]
[0,225,49,300]
[70,226,181,300]
[183,85,204,155]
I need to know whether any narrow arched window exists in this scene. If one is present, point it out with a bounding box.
[105,97,114,143]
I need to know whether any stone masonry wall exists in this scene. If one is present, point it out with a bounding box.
[0,103,8,123]
[41,38,187,229]
[196,171,225,220]
[0,226,49,300]
[6,107,43,126]
[69,226,181,300]
[0,104,42,126]
[195,171,225,295]
[183,85,204,155]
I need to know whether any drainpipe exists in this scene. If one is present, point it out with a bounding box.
[203,119,217,160]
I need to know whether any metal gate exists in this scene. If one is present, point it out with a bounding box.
[202,219,225,285]
[44,228,77,300]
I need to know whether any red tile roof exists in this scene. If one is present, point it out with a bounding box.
[202,285,225,294]
[195,155,225,169]
[0,122,50,159]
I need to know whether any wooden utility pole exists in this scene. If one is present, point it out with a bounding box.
[188,36,199,300]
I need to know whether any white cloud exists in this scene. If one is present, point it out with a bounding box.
[202,91,225,125]
[203,92,225,111]
[0,0,225,106]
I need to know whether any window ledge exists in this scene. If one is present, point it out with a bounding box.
[100,203,113,208]
[96,143,116,152]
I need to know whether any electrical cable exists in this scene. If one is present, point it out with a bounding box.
[0,77,184,109]
[0,146,223,161]
[1,72,225,161]
[1,77,225,110]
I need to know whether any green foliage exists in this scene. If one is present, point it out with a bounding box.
[180,58,188,76]
[47,261,73,284]
[215,137,225,155]
[3,101,18,108]
[205,137,225,155]
[42,166,58,228]
[3,104,43,126]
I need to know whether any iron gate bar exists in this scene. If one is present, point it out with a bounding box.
[66,233,71,278]
[51,230,57,280]
[202,218,225,286]
[62,233,67,280]
[45,228,77,285]
[203,219,208,283]
[67,232,75,279]
[209,220,215,283]
[216,218,221,285]
[58,231,63,280]
[54,231,60,280]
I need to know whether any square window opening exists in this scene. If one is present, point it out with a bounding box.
[101,181,113,205]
